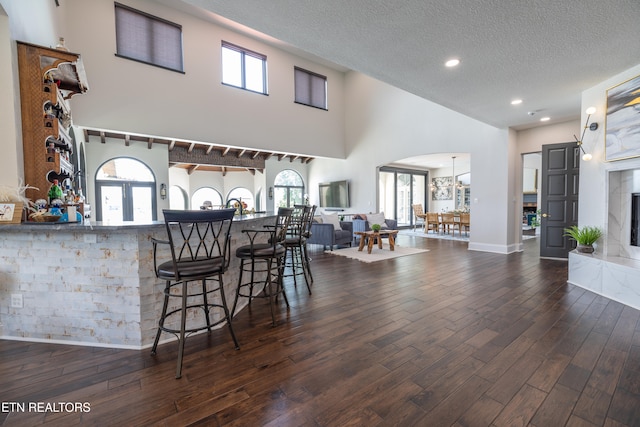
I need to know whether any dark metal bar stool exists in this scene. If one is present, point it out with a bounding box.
[283,205,314,294]
[151,208,238,379]
[232,207,293,327]
[301,205,317,284]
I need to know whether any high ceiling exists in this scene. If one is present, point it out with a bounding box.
[168,0,640,131]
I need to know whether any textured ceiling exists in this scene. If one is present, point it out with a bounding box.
[169,0,640,130]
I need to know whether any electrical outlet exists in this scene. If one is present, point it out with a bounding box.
[11,294,23,308]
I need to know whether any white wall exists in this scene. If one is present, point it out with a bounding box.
[310,72,514,252]
[264,157,309,212]
[2,0,594,255]
[511,120,581,248]
[579,63,640,242]
[0,0,66,188]
[84,135,170,218]
[0,5,19,188]
[62,0,345,159]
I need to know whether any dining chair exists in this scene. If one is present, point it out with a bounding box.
[460,212,470,236]
[440,212,458,235]
[426,212,441,234]
[412,204,427,231]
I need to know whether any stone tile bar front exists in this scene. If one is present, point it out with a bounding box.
[0,213,276,349]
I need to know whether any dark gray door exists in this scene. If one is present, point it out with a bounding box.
[539,142,580,258]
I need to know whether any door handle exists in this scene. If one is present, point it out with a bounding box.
[541,213,551,218]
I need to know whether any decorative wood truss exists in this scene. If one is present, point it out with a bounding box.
[82,128,314,175]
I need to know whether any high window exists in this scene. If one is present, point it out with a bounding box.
[191,187,223,210]
[114,2,184,73]
[221,41,267,94]
[274,170,305,207]
[227,187,255,210]
[169,185,188,210]
[95,157,157,222]
[294,67,327,110]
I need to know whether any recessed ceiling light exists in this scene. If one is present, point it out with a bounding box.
[445,58,460,68]
[511,99,523,105]
[540,117,550,122]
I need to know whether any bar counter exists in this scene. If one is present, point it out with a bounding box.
[0,213,276,349]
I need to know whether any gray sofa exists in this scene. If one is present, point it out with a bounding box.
[307,219,353,250]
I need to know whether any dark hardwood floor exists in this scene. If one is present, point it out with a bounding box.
[2,235,640,426]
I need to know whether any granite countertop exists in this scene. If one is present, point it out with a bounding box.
[3,211,277,232]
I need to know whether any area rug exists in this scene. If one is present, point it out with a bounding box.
[325,244,429,263]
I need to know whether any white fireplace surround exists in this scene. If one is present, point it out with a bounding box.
[568,167,640,311]
[607,168,640,261]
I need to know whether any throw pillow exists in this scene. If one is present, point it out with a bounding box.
[367,212,388,229]
[321,214,342,231]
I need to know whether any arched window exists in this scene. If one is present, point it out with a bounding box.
[95,157,156,222]
[274,170,305,207]
[169,185,188,210]
[227,187,254,210]
[192,187,223,210]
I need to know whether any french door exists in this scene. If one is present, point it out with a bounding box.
[96,181,156,222]
[379,167,427,226]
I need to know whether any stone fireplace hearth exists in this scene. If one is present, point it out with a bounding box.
[568,167,640,310]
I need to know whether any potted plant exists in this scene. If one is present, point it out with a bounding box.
[371,223,381,232]
[563,225,603,253]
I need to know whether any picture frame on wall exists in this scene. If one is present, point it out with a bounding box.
[606,73,640,161]
[432,177,453,200]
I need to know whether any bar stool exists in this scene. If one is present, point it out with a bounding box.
[301,205,317,284]
[283,205,313,294]
[232,207,293,326]
[151,208,238,379]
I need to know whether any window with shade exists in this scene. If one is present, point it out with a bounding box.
[114,2,184,73]
[294,67,327,110]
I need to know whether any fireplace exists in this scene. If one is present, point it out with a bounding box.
[633,193,639,247]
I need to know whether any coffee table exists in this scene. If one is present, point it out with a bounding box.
[353,229,400,254]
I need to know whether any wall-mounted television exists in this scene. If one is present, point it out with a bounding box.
[319,180,350,208]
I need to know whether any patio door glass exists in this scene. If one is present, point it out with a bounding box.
[378,167,428,227]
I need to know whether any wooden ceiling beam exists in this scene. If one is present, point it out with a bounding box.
[79,128,315,170]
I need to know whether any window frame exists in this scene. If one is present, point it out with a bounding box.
[114,2,185,74]
[221,41,268,95]
[294,66,328,110]
[274,169,305,208]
